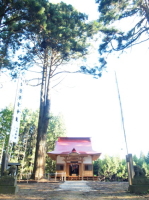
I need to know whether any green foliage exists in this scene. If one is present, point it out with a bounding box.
[11,109,39,173]
[94,155,127,181]
[0,0,49,70]
[94,153,149,181]
[133,153,149,177]
[47,114,66,152]
[15,2,101,70]
[145,152,149,164]
[0,107,66,174]
[45,114,66,173]
[0,105,13,149]
[96,0,149,67]
[1,0,103,76]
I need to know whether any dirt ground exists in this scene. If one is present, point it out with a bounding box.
[0,181,149,200]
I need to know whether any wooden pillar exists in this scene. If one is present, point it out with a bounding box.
[91,155,93,176]
[81,157,84,180]
[64,157,67,178]
[126,154,134,185]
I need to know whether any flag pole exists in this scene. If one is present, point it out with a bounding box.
[114,70,129,155]
[114,70,135,185]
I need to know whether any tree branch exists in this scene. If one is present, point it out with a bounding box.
[51,70,80,78]
[26,83,41,87]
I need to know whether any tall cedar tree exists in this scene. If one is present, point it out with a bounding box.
[96,0,149,67]
[14,2,101,179]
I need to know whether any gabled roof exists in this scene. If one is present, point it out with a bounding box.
[47,137,101,160]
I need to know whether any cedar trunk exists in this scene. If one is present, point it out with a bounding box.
[32,50,51,179]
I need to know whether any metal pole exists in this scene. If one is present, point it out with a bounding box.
[114,70,129,154]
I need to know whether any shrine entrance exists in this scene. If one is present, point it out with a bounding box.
[69,164,79,176]
[47,137,102,180]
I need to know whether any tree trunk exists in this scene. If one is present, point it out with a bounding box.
[32,50,51,179]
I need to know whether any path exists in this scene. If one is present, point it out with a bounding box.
[0,182,147,199]
[57,181,95,191]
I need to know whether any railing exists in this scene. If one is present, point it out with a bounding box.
[17,172,66,183]
[54,172,66,182]
[2,173,99,183]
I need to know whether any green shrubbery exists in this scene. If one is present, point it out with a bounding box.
[93,153,149,181]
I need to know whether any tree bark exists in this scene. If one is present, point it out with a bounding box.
[32,50,51,179]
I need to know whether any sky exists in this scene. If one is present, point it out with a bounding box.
[1,0,149,159]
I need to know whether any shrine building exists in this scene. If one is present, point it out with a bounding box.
[47,137,101,180]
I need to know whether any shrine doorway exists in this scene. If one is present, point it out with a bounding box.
[69,164,79,176]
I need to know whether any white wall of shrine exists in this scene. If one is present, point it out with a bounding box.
[83,155,92,163]
[57,155,65,163]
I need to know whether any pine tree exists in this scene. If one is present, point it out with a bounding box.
[17,2,101,179]
[96,0,149,67]
[0,0,48,71]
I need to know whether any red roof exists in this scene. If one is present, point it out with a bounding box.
[47,137,101,160]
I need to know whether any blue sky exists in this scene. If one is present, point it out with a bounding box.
[1,0,149,158]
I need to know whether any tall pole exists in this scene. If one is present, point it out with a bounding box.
[114,71,134,185]
[114,70,129,155]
